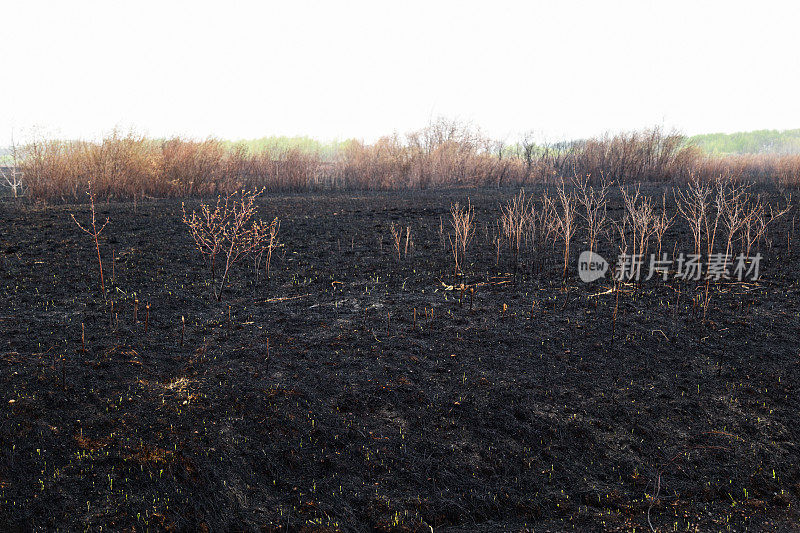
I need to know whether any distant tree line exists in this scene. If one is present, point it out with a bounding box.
[3,121,799,201]
[687,129,800,155]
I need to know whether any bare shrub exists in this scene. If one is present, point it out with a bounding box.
[568,127,700,183]
[539,192,559,250]
[776,155,800,189]
[694,153,800,185]
[652,192,675,259]
[331,118,526,189]
[334,136,411,189]
[182,196,228,282]
[621,184,655,261]
[715,179,751,260]
[525,192,557,273]
[21,131,160,201]
[448,200,475,277]
[552,180,578,279]
[183,188,274,300]
[500,189,534,269]
[610,211,631,335]
[257,148,318,191]
[675,179,714,257]
[576,174,609,256]
[741,194,793,257]
[492,220,503,266]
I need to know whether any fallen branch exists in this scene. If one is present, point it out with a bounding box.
[256,293,311,304]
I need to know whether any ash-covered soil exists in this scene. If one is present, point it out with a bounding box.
[1,187,799,531]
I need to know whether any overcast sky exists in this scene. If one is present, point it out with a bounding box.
[2,0,799,146]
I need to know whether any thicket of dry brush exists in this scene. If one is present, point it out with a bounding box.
[10,122,800,202]
[485,178,793,289]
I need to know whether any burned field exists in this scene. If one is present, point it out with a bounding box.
[1,186,799,531]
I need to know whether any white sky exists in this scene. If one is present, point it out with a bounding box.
[2,0,799,146]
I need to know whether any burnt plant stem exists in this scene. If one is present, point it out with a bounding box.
[70,184,109,297]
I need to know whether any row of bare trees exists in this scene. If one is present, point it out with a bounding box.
[10,122,800,202]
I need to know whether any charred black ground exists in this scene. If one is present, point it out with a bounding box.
[1,187,799,531]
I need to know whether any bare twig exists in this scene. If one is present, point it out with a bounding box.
[70,183,109,295]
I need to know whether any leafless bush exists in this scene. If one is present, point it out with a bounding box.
[182,196,228,281]
[700,182,723,320]
[715,179,751,260]
[161,138,228,195]
[183,188,274,300]
[539,192,559,250]
[21,132,160,201]
[500,189,534,269]
[448,200,475,277]
[249,148,319,191]
[567,127,700,183]
[652,192,675,259]
[492,221,503,267]
[694,153,800,186]
[576,174,609,256]
[740,194,793,257]
[675,179,714,257]
[621,184,655,261]
[552,180,578,279]
[523,192,556,273]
